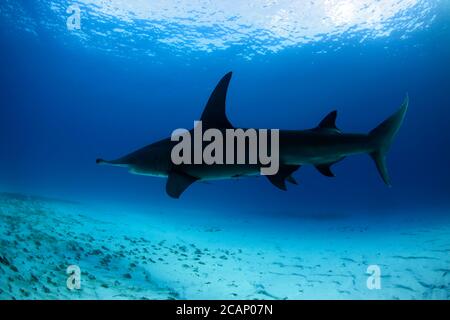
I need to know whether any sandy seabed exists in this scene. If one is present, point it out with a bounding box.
[0,192,449,300]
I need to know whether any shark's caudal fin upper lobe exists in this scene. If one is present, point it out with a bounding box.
[369,95,409,186]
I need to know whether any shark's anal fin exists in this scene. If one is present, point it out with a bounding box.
[200,72,233,129]
[316,110,341,133]
[315,157,345,177]
[166,171,198,199]
[267,165,300,191]
[315,164,335,177]
[286,175,298,185]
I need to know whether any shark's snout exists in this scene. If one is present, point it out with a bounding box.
[96,157,130,167]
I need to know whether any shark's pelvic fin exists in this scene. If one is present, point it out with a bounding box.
[267,165,301,190]
[317,110,340,133]
[369,94,409,186]
[200,72,233,129]
[166,171,198,199]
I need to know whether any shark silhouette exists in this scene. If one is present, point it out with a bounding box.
[97,72,408,198]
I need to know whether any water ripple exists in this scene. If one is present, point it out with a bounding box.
[0,0,440,58]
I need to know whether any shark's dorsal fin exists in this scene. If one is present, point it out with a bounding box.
[166,171,198,198]
[317,110,340,133]
[200,72,233,128]
[266,165,301,190]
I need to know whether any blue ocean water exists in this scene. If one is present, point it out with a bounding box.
[0,0,449,299]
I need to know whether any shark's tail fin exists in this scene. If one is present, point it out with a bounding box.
[368,95,408,186]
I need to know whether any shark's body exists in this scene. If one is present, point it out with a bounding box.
[97,72,408,198]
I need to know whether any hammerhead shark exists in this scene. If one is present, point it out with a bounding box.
[97,72,408,198]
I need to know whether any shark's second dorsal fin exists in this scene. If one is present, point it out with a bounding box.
[317,110,340,133]
[200,72,233,129]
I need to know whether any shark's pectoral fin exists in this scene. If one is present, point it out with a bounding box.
[166,171,198,199]
[266,165,301,190]
[200,72,233,129]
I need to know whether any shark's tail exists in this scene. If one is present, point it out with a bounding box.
[368,95,408,186]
